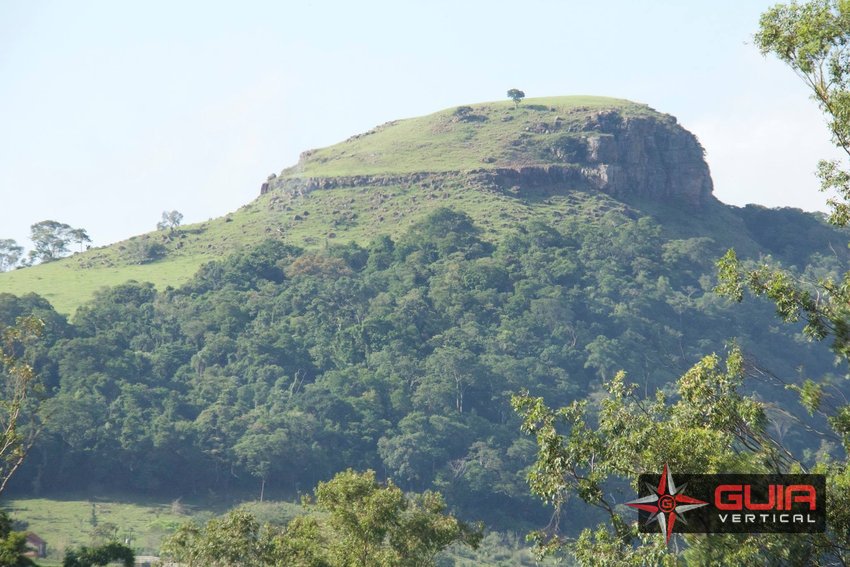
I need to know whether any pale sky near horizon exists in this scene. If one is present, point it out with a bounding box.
[1,1,843,252]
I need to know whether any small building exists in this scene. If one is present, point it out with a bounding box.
[24,532,46,558]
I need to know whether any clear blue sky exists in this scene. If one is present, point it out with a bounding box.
[1,0,841,250]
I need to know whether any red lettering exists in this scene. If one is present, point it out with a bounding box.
[744,485,775,510]
[786,485,817,510]
[715,484,817,511]
[715,485,743,510]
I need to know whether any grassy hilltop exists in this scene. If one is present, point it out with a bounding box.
[281,95,648,177]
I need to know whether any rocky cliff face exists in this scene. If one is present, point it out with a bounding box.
[264,108,714,206]
[572,111,713,205]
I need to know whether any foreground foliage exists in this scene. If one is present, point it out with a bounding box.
[0,316,44,497]
[514,349,850,564]
[161,469,481,567]
[0,511,34,567]
[62,542,134,567]
[511,1,850,563]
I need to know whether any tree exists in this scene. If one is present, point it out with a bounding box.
[157,210,184,232]
[0,316,45,496]
[160,510,274,567]
[0,240,23,272]
[62,542,134,567]
[312,469,481,567]
[233,427,287,502]
[124,237,166,264]
[69,228,91,253]
[755,0,850,227]
[512,349,843,565]
[507,88,525,107]
[707,7,850,559]
[718,0,850,362]
[718,1,850,361]
[0,511,35,567]
[396,208,487,259]
[162,510,332,567]
[28,220,74,263]
[161,470,481,567]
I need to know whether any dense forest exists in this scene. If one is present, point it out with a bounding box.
[2,206,842,534]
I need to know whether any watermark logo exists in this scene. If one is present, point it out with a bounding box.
[627,464,825,542]
[625,463,709,543]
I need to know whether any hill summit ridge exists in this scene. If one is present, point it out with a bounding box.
[264,96,714,206]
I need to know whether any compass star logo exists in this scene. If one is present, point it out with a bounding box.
[626,463,708,543]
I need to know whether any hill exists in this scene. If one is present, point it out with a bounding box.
[1,95,849,544]
[0,95,755,314]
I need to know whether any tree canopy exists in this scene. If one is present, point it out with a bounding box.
[157,210,183,232]
[0,315,45,496]
[28,221,74,263]
[27,221,90,263]
[161,469,481,567]
[62,542,134,567]
[507,88,525,107]
[755,0,850,225]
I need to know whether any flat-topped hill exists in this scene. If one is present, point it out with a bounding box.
[0,96,837,314]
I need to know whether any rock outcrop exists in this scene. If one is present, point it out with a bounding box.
[571,111,713,205]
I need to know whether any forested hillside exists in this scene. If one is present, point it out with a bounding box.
[3,203,844,533]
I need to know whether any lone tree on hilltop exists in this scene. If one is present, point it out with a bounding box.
[157,210,183,233]
[507,88,525,107]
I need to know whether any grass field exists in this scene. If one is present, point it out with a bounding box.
[0,256,211,316]
[6,496,200,559]
[4,495,304,562]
